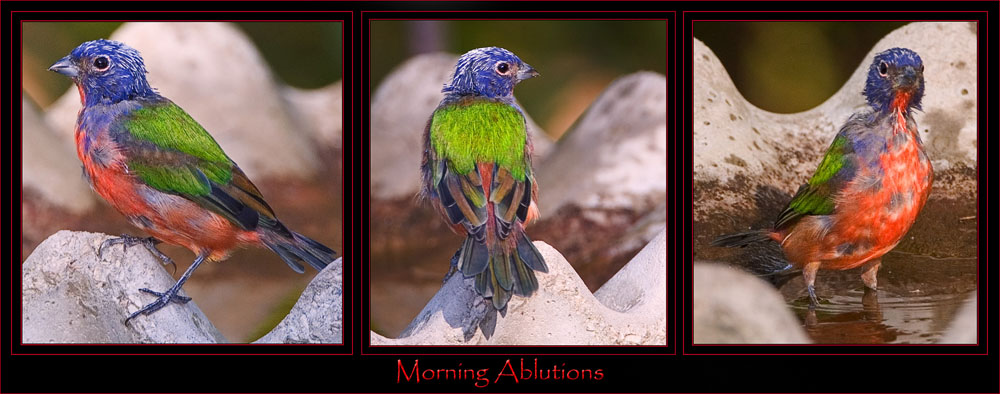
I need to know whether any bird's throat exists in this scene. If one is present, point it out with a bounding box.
[891,91,912,135]
[76,83,87,106]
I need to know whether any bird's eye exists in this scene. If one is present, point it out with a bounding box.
[878,61,888,77]
[495,62,511,75]
[920,64,925,73]
[93,56,110,71]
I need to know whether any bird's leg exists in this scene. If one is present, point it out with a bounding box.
[860,258,881,291]
[802,261,822,308]
[442,248,462,284]
[99,234,176,272]
[124,252,207,325]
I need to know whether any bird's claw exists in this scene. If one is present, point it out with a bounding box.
[99,234,176,273]
[443,248,462,284]
[124,287,191,325]
[807,284,819,309]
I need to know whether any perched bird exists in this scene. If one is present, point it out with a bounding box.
[49,39,336,323]
[712,47,932,305]
[421,47,547,311]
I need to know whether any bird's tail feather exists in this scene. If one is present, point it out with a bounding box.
[710,230,772,248]
[459,231,547,310]
[264,231,336,273]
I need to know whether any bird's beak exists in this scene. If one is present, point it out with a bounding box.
[48,56,79,78]
[896,65,921,90]
[517,64,539,81]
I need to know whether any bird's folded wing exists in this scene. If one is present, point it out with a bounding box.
[116,99,282,233]
[774,133,857,230]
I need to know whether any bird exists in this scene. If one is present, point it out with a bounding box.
[712,47,933,306]
[48,39,336,324]
[420,47,547,311]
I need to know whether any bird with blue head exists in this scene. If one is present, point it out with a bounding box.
[421,47,546,317]
[712,47,933,306]
[49,39,337,324]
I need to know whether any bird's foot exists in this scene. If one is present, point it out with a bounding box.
[442,248,462,284]
[99,234,176,273]
[807,284,820,309]
[124,287,191,325]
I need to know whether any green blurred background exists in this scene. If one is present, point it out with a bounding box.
[371,20,668,139]
[23,22,343,109]
[695,21,907,113]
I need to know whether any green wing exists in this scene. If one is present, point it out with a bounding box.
[118,99,280,232]
[774,134,856,230]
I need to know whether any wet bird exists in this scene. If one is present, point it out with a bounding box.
[712,47,933,306]
[421,47,547,311]
[49,39,336,323]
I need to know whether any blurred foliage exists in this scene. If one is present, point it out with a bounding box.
[372,20,667,139]
[23,22,342,109]
[695,22,907,113]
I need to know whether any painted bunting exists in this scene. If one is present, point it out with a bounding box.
[49,39,336,323]
[712,47,932,306]
[421,47,547,311]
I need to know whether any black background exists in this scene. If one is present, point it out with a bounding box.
[4,1,996,393]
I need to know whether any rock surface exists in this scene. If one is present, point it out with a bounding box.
[22,97,96,214]
[22,231,225,343]
[370,53,551,200]
[22,231,343,344]
[283,81,344,150]
[254,257,344,344]
[940,292,977,344]
[44,22,327,180]
[371,233,666,346]
[537,71,667,214]
[693,262,810,344]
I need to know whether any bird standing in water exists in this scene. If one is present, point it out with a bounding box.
[49,39,336,323]
[421,47,547,311]
[712,47,933,305]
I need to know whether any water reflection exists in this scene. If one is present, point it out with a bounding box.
[782,251,976,344]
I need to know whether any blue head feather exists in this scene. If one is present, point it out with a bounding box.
[443,47,537,99]
[54,39,158,106]
[862,47,924,115]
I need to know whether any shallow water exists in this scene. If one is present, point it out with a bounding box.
[780,251,977,344]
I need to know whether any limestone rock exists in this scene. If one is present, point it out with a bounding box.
[370,53,551,200]
[22,231,225,343]
[254,258,344,344]
[45,22,322,180]
[21,96,95,214]
[372,237,666,346]
[940,293,977,344]
[283,81,343,150]
[693,262,809,344]
[594,228,666,319]
[537,71,667,214]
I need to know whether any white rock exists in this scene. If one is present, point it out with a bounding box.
[254,258,343,344]
[939,292,976,344]
[372,238,666,345]
[693,263,810,344]
[22,231,225,343]
[370,53,551,200]
[283,81,343,150]
[537,72,667,214]
[45,22,322,180]
[594,228,666,316]
[21,96,95,213]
